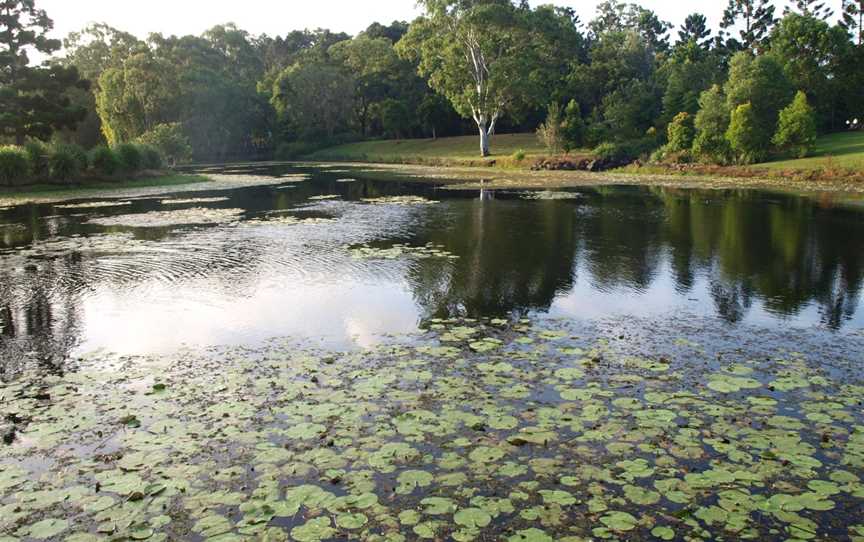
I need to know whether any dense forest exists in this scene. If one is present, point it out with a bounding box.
[2,0,864,172]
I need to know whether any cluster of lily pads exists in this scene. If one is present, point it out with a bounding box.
[87,208,244,228]
[238,215,338,227]
[160,198,230,206]
[1,317,862,542]
[55,202,133,210]
[360,196,438,206]
[521,192,582,201]
[345,242,458,261]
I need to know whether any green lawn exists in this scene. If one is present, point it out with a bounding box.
[306,133,547,163]
[759,131,864,170]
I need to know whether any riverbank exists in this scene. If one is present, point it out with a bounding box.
[306,131,864,191]
[0,171,300,207]
[315,161,864,196]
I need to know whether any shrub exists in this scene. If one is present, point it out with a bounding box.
[49,144,85,181]
[67,144,89,172]
[594,138,658,165]
[512,149,526,162]
[89,146,120,176]
[536,102,564,154]
[138,144,164,169]
[136,123,192,165]
[0,146,31,186]
[561,100,585,153]
[115,143,142,172]
[772,91,817,159]
[667,112,695,152]
[593,142,624,162]
[24,141,49,178]
[726,103,766,165]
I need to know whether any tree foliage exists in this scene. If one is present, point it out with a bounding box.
[724,52,793,146]
[0,0,89,144]
[667,112,695,152]
[693,85,732,164]
[727,102,764,163]
[536,102,563,154]
[398,0,552,156]
[772,91,817,158]
[136,122,192,165]
[720,0,777,52]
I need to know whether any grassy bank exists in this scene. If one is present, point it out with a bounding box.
[307,131,864,183]
[0,173,211,205]
[306,133,551,166]
[757,131,864,171]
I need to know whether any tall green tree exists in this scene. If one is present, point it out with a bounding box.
[59,23,141,148]
[0,0,89,144]
[270,58,354,141]
[678,13,712,49]
[726,102,764,163]
[720,0,778,52]
[772,91,816,158]
[590,0,672,53]
[331,36,410,137]
[693,85,732,163]
[661,37,725,123]
[62,23,141,81]
[397,0,550,157]
[95,49,176,145]
[769,13,851,131]
[724,51,792,147]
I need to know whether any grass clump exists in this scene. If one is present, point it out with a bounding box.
[49,144,87,182]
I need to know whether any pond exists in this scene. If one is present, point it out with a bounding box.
[1,163,863,541]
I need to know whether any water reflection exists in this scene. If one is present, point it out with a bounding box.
[1,165,862,373]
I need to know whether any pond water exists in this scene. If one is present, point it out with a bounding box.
[0,163,862,373]
[1,164,864,542]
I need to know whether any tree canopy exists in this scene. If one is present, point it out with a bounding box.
[2,0,861,164]
[0,0,88,144]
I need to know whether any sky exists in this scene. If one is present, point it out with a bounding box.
[36,0,747,46]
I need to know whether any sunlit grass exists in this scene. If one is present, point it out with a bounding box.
[307,133,548,163]
[759,131,864,171]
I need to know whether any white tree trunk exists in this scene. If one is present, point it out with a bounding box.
[479,124,490,157]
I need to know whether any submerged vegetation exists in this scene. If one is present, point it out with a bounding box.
[1,318,863,541]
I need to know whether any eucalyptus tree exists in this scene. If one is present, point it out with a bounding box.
[590,0,672,53]
[62,23,141,81]
[397,0,548,157]
[0,0,89,144]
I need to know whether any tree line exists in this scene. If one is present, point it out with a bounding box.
[1,0,863,169]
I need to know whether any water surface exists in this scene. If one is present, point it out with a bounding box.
[1,162,862,374]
